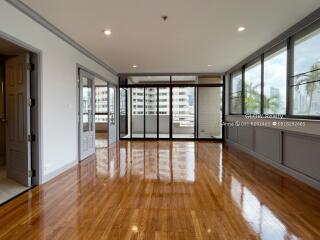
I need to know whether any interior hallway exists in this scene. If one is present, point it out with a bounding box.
[0,141,319,239]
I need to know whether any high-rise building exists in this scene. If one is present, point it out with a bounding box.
[131,87,194,127]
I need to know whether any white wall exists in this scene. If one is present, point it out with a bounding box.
[0,1,118,183]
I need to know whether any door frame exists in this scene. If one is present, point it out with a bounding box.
[119,83,225,141]
[0,31,42,185]
[108,83,117,145]
[76,64,110,162]
[78,68,96,160]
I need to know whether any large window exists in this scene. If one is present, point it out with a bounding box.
[244,60,261,114]
[292,27,320,116]
[230,71,242,114]
[264,46,287,114]
[229,21,320,119]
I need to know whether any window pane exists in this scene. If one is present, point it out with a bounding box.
[294,27,320,76]
[159,87,170,138]
[293,82,320,116]
[292,27,320,116]
[95,86,108,115]
[109,87,116,125]
[132,88,144,138]
[264,47,287,114]
[230,97,242,114]
[231,72,242,97]
[120,88,129,138]
[245,61,261,114]
[95,115,108,123]
[230,71,242,114]
[172,87,195,138]
[82,77,93,132]
[145,87,157,138]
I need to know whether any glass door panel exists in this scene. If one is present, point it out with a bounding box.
[120,87,130,138]
[79,69,95,160]
[198,87,223,139]
[158,87,170,138]
[82,77,93,132]
[108,85,117,144]
[120,84,223,141]
[172,87,195,138]
[132,88,144,138]
[145,87,157,138]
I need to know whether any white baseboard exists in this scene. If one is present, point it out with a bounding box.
[42,161,78,184]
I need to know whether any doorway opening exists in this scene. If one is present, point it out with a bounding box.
[0,36,39,205]
[95,78,109,149]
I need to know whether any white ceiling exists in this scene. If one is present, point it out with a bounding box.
[22,0,320,74]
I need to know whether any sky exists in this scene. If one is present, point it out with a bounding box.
[294,27,320,75]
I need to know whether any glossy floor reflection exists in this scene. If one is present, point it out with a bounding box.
[0,141,320,239]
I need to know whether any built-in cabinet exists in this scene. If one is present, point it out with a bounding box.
[226,124,320,190]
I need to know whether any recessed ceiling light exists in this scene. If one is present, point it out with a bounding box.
[132,65,137,68]
[237,26,246,32]
[103,29,112,36]
[208,64,213,67]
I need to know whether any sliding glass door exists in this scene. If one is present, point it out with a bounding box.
[120,87,130,138]
[132,88,144,138]
[172,87,195,139]
[159,87,170,139]
[119,85,222,140]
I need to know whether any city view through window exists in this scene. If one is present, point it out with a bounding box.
[120,84,222,139]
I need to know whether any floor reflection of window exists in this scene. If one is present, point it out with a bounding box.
[158,147,171,181]
[230,175,299,239]
[172,142,195,182]
[145,143,158,179]
[119,147,127,177]
[131,143,144,176]
[231,176,242,208]
[261,206,287,239]
[242,187,261,233]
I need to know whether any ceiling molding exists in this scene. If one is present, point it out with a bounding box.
[226,7,320,74]
[5,0,118,76]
